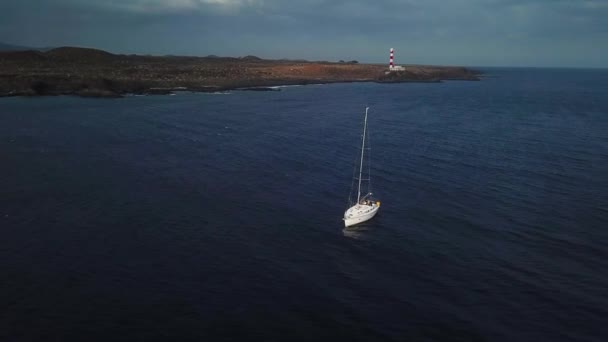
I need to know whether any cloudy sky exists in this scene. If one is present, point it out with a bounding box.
[0,0,607,67]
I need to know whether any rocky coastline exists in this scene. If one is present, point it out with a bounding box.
[0,47,481,98]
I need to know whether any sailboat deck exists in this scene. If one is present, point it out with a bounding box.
[344,203,378,219]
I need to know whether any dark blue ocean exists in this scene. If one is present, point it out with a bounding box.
[1,68,607,341]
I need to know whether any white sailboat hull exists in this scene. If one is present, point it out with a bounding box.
[343,204,380,227]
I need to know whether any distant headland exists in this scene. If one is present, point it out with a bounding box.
[0,47,481,98]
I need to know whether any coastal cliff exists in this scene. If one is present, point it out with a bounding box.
[0,47,481,97]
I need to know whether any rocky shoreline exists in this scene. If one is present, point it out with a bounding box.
[0,47,481,98]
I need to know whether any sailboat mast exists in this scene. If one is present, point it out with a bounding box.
[357,107,369,204]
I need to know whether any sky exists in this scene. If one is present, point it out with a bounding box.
[0,0,607,67]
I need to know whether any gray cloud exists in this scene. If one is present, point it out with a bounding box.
[0,0,606,67]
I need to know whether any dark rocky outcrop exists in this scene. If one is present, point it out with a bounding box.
[238,87,281,91]
[240,55,263,61]
[378,67,480,83]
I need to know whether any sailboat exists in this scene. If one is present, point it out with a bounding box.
[343,107,380,227]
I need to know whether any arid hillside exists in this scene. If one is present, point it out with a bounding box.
[0,47,480,97]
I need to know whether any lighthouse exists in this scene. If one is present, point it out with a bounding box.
[388,48,405,72]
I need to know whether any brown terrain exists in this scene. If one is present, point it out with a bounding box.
[0,47,481,97]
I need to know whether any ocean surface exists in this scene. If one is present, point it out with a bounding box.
[1,68,607,341]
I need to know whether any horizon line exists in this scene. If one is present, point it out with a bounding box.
[2,41,606,70]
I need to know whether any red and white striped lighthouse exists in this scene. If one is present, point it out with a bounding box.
[389,48,394,70]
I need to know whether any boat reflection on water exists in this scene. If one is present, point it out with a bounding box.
[342,226,370,239]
